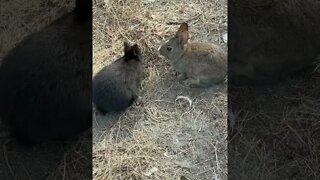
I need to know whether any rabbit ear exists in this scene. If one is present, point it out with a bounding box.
[124,43,141,61]
[179,30,189,48]
[175,23,189,48]
[124,42,131,54]
[131,44,140,56]
[175,22,188,37]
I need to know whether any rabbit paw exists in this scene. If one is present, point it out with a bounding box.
[177,73,188,81]
[135,95,143,105]
[132,93,139,101]
[182,78,202,88]
[183,77,217,88]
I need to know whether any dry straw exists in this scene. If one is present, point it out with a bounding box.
[93,0,228,179]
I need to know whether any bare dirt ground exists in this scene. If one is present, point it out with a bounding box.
[0,1,91,179]
[92,0,228,179]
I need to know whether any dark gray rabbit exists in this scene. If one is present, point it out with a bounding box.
[0,0,92,145]
[93,42,143,114]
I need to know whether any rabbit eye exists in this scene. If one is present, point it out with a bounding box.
[167,46,172,51]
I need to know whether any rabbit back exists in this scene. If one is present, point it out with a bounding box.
[93,66,135,114]
[178,43,227,81]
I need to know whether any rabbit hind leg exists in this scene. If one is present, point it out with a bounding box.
[177,72,188,81]
[183,77,213,88]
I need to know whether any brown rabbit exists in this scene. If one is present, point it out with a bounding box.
[229,0,320,85]
[92,42,143,114]
[159,23,227,88]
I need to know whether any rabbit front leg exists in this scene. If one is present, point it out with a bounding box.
[129,85,139,100]
[131,91,143,106]
[182,77,203,88]
[177,72,188,81]
[129,84,142,105]
[183,76,219,88]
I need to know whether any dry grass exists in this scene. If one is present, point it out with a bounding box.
[93,0,227,180]
[229,70,320,179]
[0,0,74,57]
[0,0,91,179]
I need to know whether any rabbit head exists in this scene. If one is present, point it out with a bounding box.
[159,22,189,62]
[122,42,143,77]
[124,42,142,62]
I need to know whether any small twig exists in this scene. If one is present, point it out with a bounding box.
[312,60,320,73]
[62,153,67,180]
[166,22,183,25]
[286,124,306,145]
[175,95,193,108]
[20,161,32,180]
[242,139,262,165]
[3,139,16,180]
